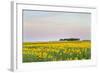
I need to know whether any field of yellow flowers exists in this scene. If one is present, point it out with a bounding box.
[22,41,91,62]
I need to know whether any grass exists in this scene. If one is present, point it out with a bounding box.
[22,41,91,62]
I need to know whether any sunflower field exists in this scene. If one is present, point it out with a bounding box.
[22,41,91,62]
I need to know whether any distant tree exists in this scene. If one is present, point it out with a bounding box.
[59,38,80,41]
[59,39,64,41]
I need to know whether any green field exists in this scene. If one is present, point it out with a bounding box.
[22,41,91,62]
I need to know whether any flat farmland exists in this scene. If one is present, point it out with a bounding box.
[22,41,91,62]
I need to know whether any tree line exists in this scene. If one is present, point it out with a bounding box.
[59,38,80,41]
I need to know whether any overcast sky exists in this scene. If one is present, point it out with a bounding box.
[23,10,91,42]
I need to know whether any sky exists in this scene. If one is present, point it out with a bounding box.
[23,10,91,42]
